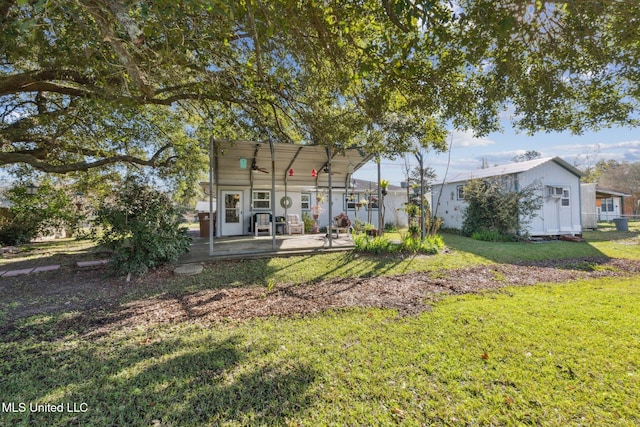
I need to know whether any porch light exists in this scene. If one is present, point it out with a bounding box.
[25,183,38,195]
[311,168,317,177]
[239,158,247,169]
[288,168,294,177]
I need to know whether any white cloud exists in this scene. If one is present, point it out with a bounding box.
[451,130,496,148]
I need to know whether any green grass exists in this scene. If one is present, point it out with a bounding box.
[1,278,638,426]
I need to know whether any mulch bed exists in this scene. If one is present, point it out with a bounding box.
[2,256,639,341]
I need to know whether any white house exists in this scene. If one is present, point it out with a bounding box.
[431,157,583,236]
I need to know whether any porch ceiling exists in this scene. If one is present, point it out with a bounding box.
[212,139,373,188]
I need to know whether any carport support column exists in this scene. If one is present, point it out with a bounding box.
[327,146,333,248]
[208,136,215,256]
[270,140,276,250]
[377,155,382,235]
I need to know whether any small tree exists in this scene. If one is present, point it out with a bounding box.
[461,177,542,239]
[93,178,191,278]
[0,182,82,245]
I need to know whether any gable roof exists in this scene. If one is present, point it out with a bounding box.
[436,156,582,186]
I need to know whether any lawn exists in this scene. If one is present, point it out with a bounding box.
[0,223,639,426]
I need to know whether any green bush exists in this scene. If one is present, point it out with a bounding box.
[0,222,37,246]
[383,222,397,232]
[400,234,444,254]
[471,229,519,242]
[302,212,314,233]
[0,182,82,246]
[353,234,396,254]
[93,178,191,277]
[462,177,542,238]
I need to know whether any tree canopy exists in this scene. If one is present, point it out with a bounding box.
[2,1,639,179]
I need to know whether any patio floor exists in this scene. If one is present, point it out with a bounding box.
[178,232,354,264]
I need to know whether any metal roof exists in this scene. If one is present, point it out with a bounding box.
[211,139,373,189]
[436,156,583,186]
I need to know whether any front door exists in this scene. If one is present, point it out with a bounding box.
[221,191,243,236]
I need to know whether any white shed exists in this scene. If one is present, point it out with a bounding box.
[431,157,583,236]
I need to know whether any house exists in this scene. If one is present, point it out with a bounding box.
[197,139,373,238]
[581,183,631,228]
[317,178,410,230]
[431,157,583,236]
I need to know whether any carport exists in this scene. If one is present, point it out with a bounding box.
[204,138,374,256]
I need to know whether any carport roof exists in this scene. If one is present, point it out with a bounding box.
[212,139,373,188]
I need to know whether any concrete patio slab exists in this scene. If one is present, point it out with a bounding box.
[178,233,354,264]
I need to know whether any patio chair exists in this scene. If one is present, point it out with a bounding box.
[287,214,304,235]
[254,213,272,236]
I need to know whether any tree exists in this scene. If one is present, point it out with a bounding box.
[0,181,82,245]
[2,1,640,178]
[512,150,542,163]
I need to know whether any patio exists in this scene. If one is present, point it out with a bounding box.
[178,232,355,263]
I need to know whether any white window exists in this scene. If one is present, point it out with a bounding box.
[456,185,465,200]
[561,188,570,207]
[301,193,311,210]
[602,198,614,212]
[252,191,270,209]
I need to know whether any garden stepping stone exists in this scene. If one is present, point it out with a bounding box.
[3,268,35,277]
[174,263,203,276]
[33,265,60,273]
[76,259,109,268]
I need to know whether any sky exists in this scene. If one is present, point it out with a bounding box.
[353,124,640,186]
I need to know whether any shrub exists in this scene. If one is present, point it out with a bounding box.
[93,178,191,277]
[353,234,396,254]
[401,234,444,254]
[471,229,519,242]
[0,182,82,245]
[384,222,397,232]
[302,212,314,233]
[462,177,542,238]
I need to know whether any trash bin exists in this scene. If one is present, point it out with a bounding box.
[198,212,216,237]
[613,217,629,231]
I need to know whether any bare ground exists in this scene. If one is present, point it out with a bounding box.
[1,256,639,341]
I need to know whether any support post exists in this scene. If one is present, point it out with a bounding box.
[208,136,215,256]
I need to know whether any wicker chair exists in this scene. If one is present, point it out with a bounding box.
[286,214,304,235]
[254,213,272,236]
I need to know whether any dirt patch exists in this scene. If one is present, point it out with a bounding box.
[2,256,637,341]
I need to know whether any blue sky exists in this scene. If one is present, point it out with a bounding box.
[354,124,640,186]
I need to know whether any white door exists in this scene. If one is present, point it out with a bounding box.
[221,191,243,236]
[559,188,573,231]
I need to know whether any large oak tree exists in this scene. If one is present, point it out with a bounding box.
[1,1,639,177]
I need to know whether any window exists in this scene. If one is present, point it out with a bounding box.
[345,193,358,210]
[456,185,465,200]
[602,198,614,212]
[561,188,570,207]
[301,193,311,210]
[252,191,270,209]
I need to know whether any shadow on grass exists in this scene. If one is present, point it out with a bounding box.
[0,333,317,425]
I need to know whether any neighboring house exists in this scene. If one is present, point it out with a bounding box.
[431,157,583,236]
[581,183,631,228]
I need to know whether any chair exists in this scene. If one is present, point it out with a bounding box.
[287,214,304,235]
[254,213,272,236]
